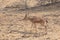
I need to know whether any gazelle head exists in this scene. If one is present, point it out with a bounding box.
[23,13,35,20]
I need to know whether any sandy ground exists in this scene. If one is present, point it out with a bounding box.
[0,0,60,40]
[0,9,60,40]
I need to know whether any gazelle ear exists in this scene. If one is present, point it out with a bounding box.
[22,13,28,20]
[25,14,27,18]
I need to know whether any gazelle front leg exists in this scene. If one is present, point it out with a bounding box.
[32,23,38,37]
[31,22,37,33]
